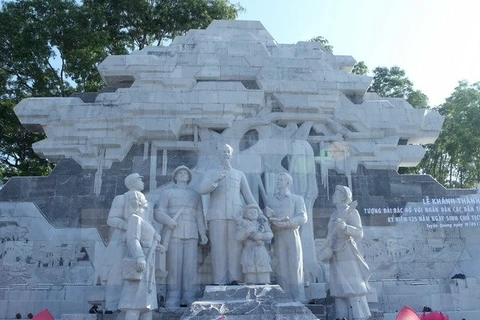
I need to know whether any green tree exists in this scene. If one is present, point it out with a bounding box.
[368,66,428,108]
[308,37,367,76]
[0,0,241,184]
[83,0,243,51]
[309,35,333,53]
[420,81,480,188]
[367,66,429,174]
[0,101,52,184]
[351,61,368,75]
[0,0,108,97]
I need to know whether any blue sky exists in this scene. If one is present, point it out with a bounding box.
[237,0,480,107]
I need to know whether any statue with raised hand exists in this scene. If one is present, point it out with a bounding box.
[198,144,257,285]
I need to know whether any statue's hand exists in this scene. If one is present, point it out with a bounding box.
[246,223,256,234]
[200,234,208,245]
[251,231,262,240]
[214,172,226,183]
[167,219,177,230]
[236,217,246,226]
[136,257,146,272]
[271,220,287,229]
[121,221,128,231]
[264,207,275,218]
[335,218,347,230]
[271,217,291,229]
[154,233,162,242]
[157,244,166,253]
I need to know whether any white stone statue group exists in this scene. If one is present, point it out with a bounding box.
[103,144,371,320]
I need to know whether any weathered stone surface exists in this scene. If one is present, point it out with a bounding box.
[62,314,97,320]
[181,285,319,319]
[1,19,479,320]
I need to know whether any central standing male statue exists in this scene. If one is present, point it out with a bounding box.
[199,144,257,285]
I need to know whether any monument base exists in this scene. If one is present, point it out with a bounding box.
[181,285,319,319]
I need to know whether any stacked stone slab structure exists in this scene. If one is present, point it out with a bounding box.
[1,20,479,319]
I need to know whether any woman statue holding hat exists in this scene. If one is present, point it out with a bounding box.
[103,173,148,312]
[118,174,164,320]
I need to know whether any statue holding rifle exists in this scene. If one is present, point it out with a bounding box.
[155,165,208,308]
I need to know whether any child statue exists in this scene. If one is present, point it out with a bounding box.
[236,204,273,285]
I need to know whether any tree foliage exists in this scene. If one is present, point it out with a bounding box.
[309,35,333,53]
[369,66,428,108]
[0,100,52,184]
[419,81,480,188]
[83,0,242,51]
[308,37,479,188]
[361,66,429,173]
[351,61,368,75]
[0,0,241,184]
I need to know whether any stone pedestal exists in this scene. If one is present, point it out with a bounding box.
[181,285,319,319]
[62,315,97,320]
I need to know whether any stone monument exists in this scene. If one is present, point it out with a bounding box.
[3,19,480,320]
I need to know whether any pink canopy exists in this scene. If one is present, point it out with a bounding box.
[396,306,420,320]
[31,310,54,320]
[420,311,450,320]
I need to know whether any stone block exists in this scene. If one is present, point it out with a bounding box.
[384,294,430,311]
[62,315,97,320]
[304,282,327,299]
[195,66,221,79]
[65,287,86,302]
[197,91,219,103]
[46,290,64,301]
[366,286,378,303]
[61,301,90,315]
[429,293,454,311]
[182,285,318,319]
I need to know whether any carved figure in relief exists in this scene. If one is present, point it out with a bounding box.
[103,173,146,311]
[288,134,323,284]
[154,166,208,308]
[198,144,257,285]
[236,204,273,285]
[265,172,307,301]
[324,185,371,320]
[118,179,164,320]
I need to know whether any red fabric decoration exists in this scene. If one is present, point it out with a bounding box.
[396,306,420,320]
[32,310,54,320]
[420,311,450,320]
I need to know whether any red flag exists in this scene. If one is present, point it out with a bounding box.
[420,311,449,320]
[396,306,420,320]
[32,310,54,320]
